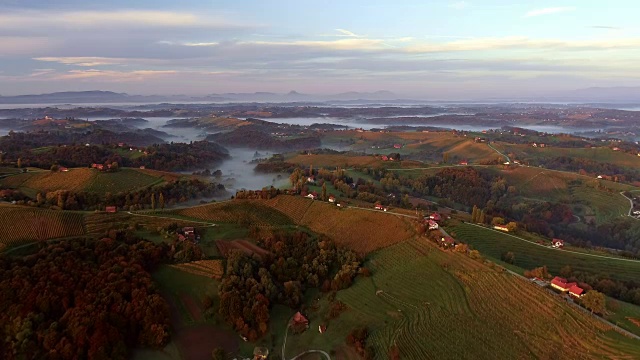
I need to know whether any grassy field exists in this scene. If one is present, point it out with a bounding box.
[0,167,172,196]
[262,195,416,253]
[280,238,640,359]
[496,143,640,168]
[176,201,294,227]
[605,298,640,338]
[449,222,640,283]
[0,204,85,251]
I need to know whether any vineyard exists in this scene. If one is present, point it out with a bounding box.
[0,205,85,251]
[85,168,165,194]
[450,223,640,283]
[0,168,96,194]
[171,260,225,279]
[176,201,293,227]
[215,239,270,260]
[262,196,416,253]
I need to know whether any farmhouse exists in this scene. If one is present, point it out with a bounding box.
[381,155,389,161]
[374,203,388,211]
[393,144,402,149]
[493,225,509,232]
[328,195,336,203]
[459,160,468,166]
[306,176,316,184]
[58,166,69,172]
[105,206,117,213]
[550,276,577,292]
[551,239,564,248]
[440,236,455,248]
[306,192,318,200]
[569,285,585,298]
[428,219,439,230]
[429,213,442,222]
[318,324,327,334]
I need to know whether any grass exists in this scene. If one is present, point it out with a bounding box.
[496,143,640,168]
[449,222,640,283]
[605,297,640,337]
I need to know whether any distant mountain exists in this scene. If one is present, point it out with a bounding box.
[0,90,402,105]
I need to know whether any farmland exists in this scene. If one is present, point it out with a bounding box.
[170,259,225,280]
[176,201,294,227]
[0,167,172,195]
[495,143,640,168]
[449,222,640,283]
[281,238,640,359]
[262,195,416,253]
[0,204,85,251]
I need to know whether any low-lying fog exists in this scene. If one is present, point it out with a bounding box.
[210,148,288,196]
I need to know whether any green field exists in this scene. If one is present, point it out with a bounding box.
[496,143,640,168]
[449,222,640,283]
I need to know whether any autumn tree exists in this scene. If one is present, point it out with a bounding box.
[159,193,165,210]
[322,182,327,201]
[478,210,486,224]
[581,290,606,314]
[501,251,516,264]
[506,221,518,232]
[151,193,156,210]
[17,157,21,168]
[471,205,478,222]
[491,217,505,226]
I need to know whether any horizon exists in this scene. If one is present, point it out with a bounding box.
[1,1,639,98]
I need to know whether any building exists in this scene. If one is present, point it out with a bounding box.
[429,213,442,222]
[393,144,402,149]
[459,160,468,166]
[290,312,309,329]
[440,236,455,248]
[551,239,564,248]
[318,324,327,334]
[374,203,388,211]
[328,195,336,203]
[253,347,269,360]
[306,192,318,200]
[381,155,389,161]
[568,284,585,298]
[306,176,316,184]
[550,276,577,292]
[428,220,439,230]
[493,225,509,232]
[105,206,117,213]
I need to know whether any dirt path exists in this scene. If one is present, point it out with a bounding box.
[126,211,217,226]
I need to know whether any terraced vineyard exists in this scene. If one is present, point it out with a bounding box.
[0,205,85,251]
[451,222,640,282]
[171,260,225,279]
[263,195,416,253]
[347,240,640,359]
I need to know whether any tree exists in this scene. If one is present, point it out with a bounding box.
[17,157,21,168]
[478,210,486,224]
[211,348,226,360]
[506,221,518,232]
[471,205,478,223]
[151,193,156,210]
[159,193,165,210]
[319,182,326,201]
[442,152,449,164]
[111,161,119,171]
[501,251,516,264]
[57,192,65,210]
[491,217,505,226]
[581,290,606,314]
[50,164,59,172]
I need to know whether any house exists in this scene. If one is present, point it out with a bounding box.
[459,160,468,166]
[550,276,577,292]
[177,234,186,242]
[551,239,564,248]
[493,225,509,232]
[291,312,309,328]
[328,195,336,203]
[597,175,603,179]
[429,213,442,222]
[336,202,343,207]
[374,203,388,211]
[118,142,125,147]
[381,155,389,161]
[539,143,546,148]
[306,192,318,200]
[393,144,402,149]
[613,147,620,151]
[568,284,585,298]
[58,166,69,172]
[183,227,195,237]
[253,347,269,360]
[105,206,117,213]
[306,176,316,184]
[532,143,538,148]
[139,166,145,169]
[427,220,439,230]
[440,236,455,248]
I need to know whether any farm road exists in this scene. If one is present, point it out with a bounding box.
[125,211,217,226]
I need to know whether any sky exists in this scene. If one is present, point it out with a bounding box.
[0,0,639,99]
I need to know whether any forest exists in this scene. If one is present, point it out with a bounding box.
[218,230,361,341]
[0,232,170,360]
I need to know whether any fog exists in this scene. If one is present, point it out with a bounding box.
[212,148,289,195]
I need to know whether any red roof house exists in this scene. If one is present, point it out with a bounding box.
[459,160,468,166]
[393,144,402,149]
[381,155,389,161]
[428,219,439,230]
[550,276,577,292]
[328,195,336,203]
[552,239,564,248]
[568,285,585,298]
[306,192,318,200]
[58,166,69,172]
[430,213,442,222]
[291,312,309,327]
[105,206,117,213]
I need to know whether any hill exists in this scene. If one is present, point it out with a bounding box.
[0,204,85,251]
[0,168,177,196]
[282,238,640,358]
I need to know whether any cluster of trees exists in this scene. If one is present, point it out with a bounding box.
[9,179,225,211]
[0,131,229,172]
[537,156,638,183]
[346,327,374,359]
[0,233,171,359]
[557,265,640,305]
[218,231,361,341]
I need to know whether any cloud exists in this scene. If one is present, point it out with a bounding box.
[449,1,469,10]
[590,25,622,30]
[525,7,576,17]
[407,36,640,52]
[335,29,362,38]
